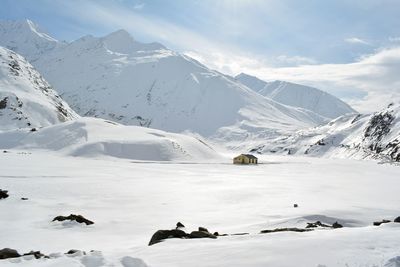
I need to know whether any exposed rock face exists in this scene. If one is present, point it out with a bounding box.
[188,231,217,239]
[176,222,185,229]
[0,248,20,259]
[52,214,94,225]
[148,229,188,246]
[332,222,343,228]
[373,219,391,226]
[0,189,9,199]
[306,221,344,229]
[22,251,46,259]
[148,225,218,246]
[260,228,313,234]
[306,221,331,228]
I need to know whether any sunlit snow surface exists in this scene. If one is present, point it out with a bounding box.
[1,152,399,267]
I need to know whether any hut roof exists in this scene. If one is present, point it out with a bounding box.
[242,154,258,159]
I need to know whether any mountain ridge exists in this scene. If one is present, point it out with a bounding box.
[251,103,400,162]
[235,73,356,120]
[0,19,330,140]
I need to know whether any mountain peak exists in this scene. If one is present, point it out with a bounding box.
[101,29,165,54]
[0,19,60,61]
[106,29,133,39]
[0,19,58,42]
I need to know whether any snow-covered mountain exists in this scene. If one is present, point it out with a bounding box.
[0,19,328,140]
[0,20,62,62]
[0,46,77,130]
[235,73,356,120]
[0,117,220,161]
[251,103,400,162]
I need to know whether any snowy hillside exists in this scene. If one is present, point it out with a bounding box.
[251,103,400,162]
[0,117,220,161]
[0,20,327,139]
[235,73,356,119]
[0,46,77,130]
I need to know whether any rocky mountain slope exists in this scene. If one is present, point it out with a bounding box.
[235,73,356,120]
[0,19,328,140]
[251,103,400,162]
[0,46,77,130]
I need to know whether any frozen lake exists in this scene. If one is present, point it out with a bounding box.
[1,151,400,266]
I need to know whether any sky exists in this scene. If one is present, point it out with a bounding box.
[1,0,400,112]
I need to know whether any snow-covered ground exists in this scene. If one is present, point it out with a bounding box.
[1,152,399,266]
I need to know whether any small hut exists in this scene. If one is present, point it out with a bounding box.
[233,154,258,165]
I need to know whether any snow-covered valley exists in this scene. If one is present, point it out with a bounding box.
[1,152,400,267]
[0,16,399,267]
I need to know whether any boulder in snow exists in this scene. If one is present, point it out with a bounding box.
[0,189,9,199]
[52,214,94,225]
[0,248,20,259]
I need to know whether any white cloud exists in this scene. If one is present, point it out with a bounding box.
[242,47,400,113]
[133,3,145,10]
[389,36,400,42]
[345,37,370,45]
[276,55,317,66]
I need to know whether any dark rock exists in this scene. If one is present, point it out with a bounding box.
[294,204,298,208]
[0,97,7,109]
[3,150,8,153]
[316,139,326,146]
[0,248,20,259]
[21,198,28,200]
[52,214,94,225]
[306,221,331,228]
[30,128,37,132]
[198,227,209,232]
[332,222,343,228]
[0,189,9,199]
[188,231,217,239]
[66,249,86,255]
[394,216,400,223]
[373,219,391,226]
[148,229,188,246]
[230,232,249,236]
[260,228,313,234]
[213,232,229,236]
[23,251,46,259]
[176,222,185,229]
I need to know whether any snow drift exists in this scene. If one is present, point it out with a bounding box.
[0,117,220,161]
[0,46,77,130]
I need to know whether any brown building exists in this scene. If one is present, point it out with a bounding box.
[233,154,258,164]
